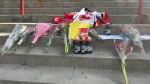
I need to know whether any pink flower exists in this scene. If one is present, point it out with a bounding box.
[31,23,50,44]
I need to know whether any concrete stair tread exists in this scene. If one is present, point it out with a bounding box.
[0,33,9,36]
[1,24,150,34]
[2,2,150,8]
[0,14,150,24]
[1,14,148,16]
[2,7,150,9]
[1,8,150,15]
[1,0,150,2]
[1,23,150,25]
[0,63,149,84]
[0,15,150,24]
[1,45,150,62]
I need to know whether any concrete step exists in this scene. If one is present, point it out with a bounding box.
[0,32,150,52]
[0,23,150,34]
[87,0,150,1]
[0,15,150,24]
[0,64,150,84]
[1,0,149,2]
[0,45,150,71]
[1,0,83,2]
[2,0,139,2]
[1,7,150,15]
[1,2,150,8]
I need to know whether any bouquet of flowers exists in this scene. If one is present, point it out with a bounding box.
[45,24,60,52]
[119,24,145,54]
[27,23,50,53]
[89,29,104,43]
[61,24,71,54]
[114,37,133,84]
[1,24,27,55]
[12,26,35,54]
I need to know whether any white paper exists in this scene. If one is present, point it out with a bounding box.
[98,35,150,40]
[98,35,123,40]
[140,35,150,40]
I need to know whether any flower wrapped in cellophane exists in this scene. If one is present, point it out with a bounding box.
[114,37,133,84]
[89,29,104,43]
[119,24,145,54]
[45,24,60,52]
[61,24,70,54]
[12,26,35,54]
[27,23,50,53]
[1,24,27,55]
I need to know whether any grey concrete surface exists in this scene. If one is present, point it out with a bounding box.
[0,34,150,51]
[0,64,150,84]
[1,8,150,15]
[1,0,149,2]
[0,15,150,24]
[0,0,150,23]
[0,45,150,71]
[1,23,150,34]
[1,2,150,8]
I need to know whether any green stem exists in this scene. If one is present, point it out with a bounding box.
[27,44,34,53]
[12,45,19,54]
[122,62,129,84]
[45,44,50,53]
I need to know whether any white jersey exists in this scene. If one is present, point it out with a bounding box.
[73,12,95,25]
[73,8,103,25]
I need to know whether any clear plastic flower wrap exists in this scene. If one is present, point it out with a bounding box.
[12,26,35,54]
[114,37,132,84]
[1,24,27,55]
[45,24,60,52]
[27,23,50,53]
[119,24,145,54]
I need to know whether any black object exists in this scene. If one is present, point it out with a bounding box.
[86,41,92,54]
[93,16,104,27]
[84,8,91,12]
[81,41,87,54]
[74,40,81,54]
[105,23,111,35]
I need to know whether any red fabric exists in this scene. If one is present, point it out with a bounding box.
[101,12,109,24]
[52,16,63,24]
[64,12,75,24]
[95,20,102,27]
[79,28,88,33]
[96,12,109,27]
[79,28,88,40]
[79,15,91,20]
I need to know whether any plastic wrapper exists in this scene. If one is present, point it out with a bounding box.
[12,26,35,54]
[114,37,132,84]
[1,24,27,55]
[27,23,50,52]
[119,24,145,54]
[45,24,60,52]
[89,29,104,43]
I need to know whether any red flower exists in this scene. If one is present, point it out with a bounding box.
[115,43,131,56]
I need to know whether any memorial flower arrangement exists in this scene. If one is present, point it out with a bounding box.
[45,24,60,52]
[114,37,132,84]
[89,29,104,43]
[27,23,50,52]
[12,26,35,54]
[1,24,27,55]
[119,24,145,54]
